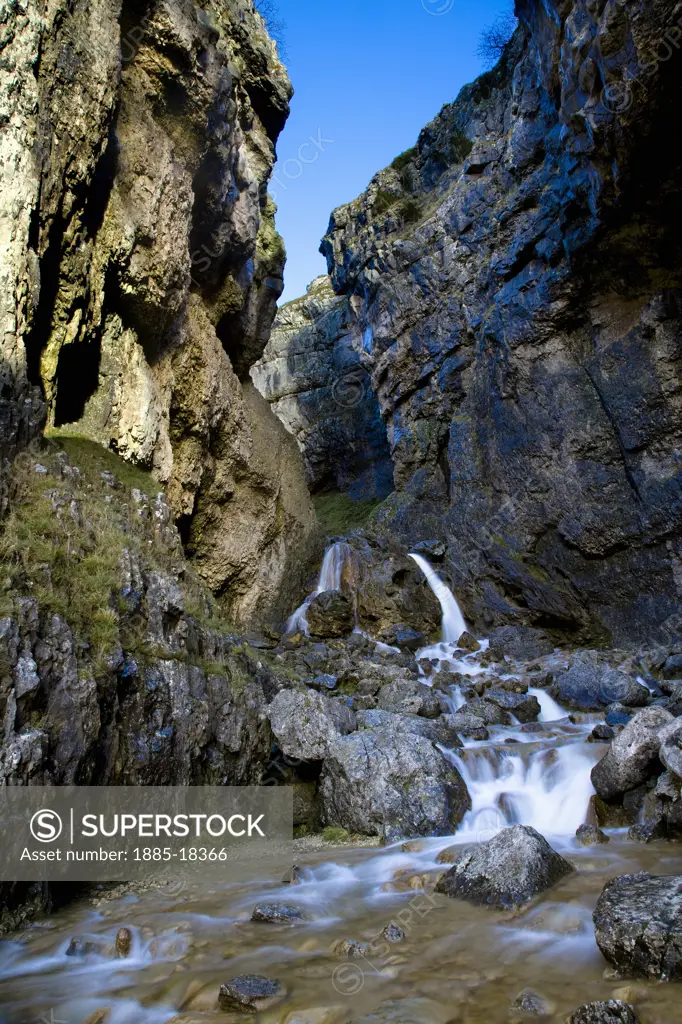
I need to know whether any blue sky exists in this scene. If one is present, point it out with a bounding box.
[270,0,514,303]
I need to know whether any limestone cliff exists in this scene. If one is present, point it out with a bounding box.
[317,0,682,646]
[0,0,317,625]
[252,277,394,500]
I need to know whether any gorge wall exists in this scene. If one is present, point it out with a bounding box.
[252,277,394,501]
[0,0,317,626]
[273,0,682,647]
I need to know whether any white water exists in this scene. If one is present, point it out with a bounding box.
[408,553,467,644]
[287,541,352,634]
[447,740,598,843]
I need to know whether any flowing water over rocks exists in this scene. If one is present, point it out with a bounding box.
[3,550,682,1023]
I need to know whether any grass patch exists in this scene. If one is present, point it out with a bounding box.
[313,493,383,535]
[372,189,398,216]
[451,130,473,163]
[322,825,350,843]
[390,147,417,172]
[396,199,422,225]
[0,434,233,674]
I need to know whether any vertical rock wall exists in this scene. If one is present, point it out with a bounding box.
[0,0,318,625]
[319,0,682,645]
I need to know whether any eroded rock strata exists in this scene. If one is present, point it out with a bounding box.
[0,0,317,625]
[271,0,682,646]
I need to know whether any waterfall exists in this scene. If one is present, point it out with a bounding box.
[408,553,467,644]
[287,542,352,634]
[445,740,599,840]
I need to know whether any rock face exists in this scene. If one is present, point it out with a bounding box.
[435,825,574,909]
[0,0,317,626]
[0,441,287,931]
[312,1,682,645]
[320,726,471,841]
[251,277,394,500]
[593,873,682,980]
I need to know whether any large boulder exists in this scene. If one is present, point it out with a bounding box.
[320,726,471,842]
[483,690,541,724]
[591,707,674,801]
[459,697,511,726]
[488,626,553,662]
[307,591,354,638]
[376,679,441,718]
[553,652,650,711]
[568,1003,640,1024]
[356,709,462,749]
[659,718,682,778]
[267,690,356,761]
[435,825,574,909]
[593,873,682,979]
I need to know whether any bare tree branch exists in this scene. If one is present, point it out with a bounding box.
[254,0,288,61]
[476,6,518,70]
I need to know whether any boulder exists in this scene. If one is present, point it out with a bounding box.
[320,726,471,842]
[575,824,610,846]
[218,975,285,1012]
[356,709,462,749]
[659,718,682,778]
[591,707,674,801]
[553,653,649,711]
[376,679,441,718]
[447,713,490,741]
[457,631,481,653]
[568,1002,640,1024]
[307,591,354,638]
[664,654,682,679]
[488,626,553,662]
[379,624,425,651]
[460,697,511,726]
[251,903,304,924]
[484,690,541,723]
[435,825,574,909]
[267,690,356,761]
[510,990,553,1017]
[593,873,682,979]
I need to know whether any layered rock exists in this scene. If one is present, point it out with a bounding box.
[0,0,317,625]
[251,276,394,500]
[314,1,682,645]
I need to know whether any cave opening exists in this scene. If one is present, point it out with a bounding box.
[53,339,101,427]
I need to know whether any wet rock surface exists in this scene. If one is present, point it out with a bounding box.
[567,1002,641,1024]
[218,974,285,1012]
[436,825,574,909]
[593,873,682,980]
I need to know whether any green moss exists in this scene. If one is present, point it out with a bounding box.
[313,493,383,535]
[322,825,350,842]
[390,147,417,172]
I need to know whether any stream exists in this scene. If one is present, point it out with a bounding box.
[1,554,681,1024]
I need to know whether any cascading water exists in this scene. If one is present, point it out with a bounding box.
[408,552,467,644]
[287,541,352,634]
